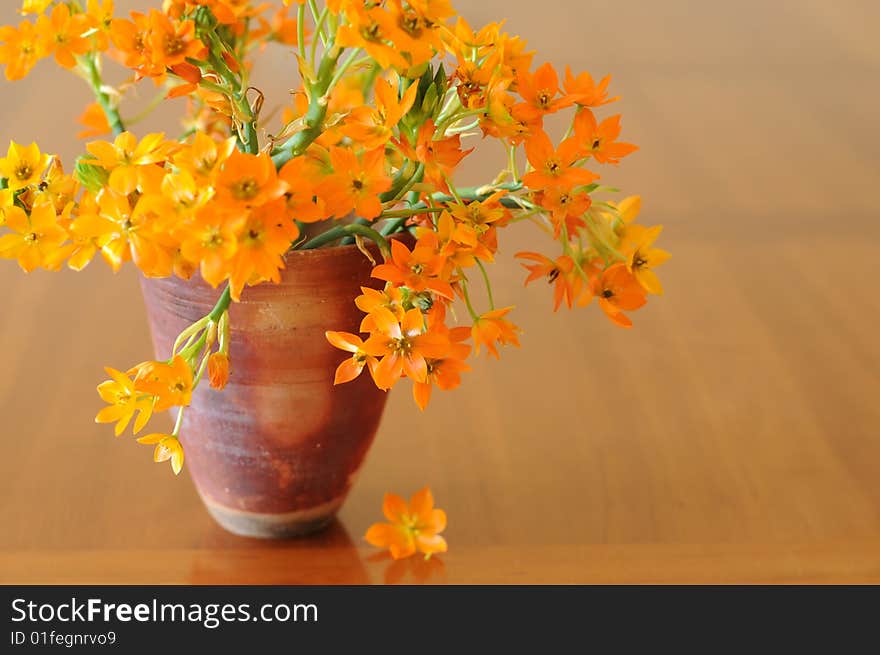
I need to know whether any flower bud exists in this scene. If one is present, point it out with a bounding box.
[207,352,230,390]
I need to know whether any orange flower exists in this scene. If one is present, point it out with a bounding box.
[215,151,288,212]
[207,352,230,390]
[109,11,155,77]
[72,188,176,275]
[172,133,236,182]
[515,62,573,122]
[574,110,639,165]
[335,5,408,70]
[227,199,299,300]
[315,147,391,220]
[443,16,499,62]
[178,209,242,287]
[147,11,204,72]
[84,0,115,52]
[35,3,92,69]
[471,306,521,358]
[342,76,418,149]
[355,285,405,331]
[363,307,449,388]
[522,129,598,191]
[371,236,454,299]
[77,103,112,139]
[536,186,591,238]
[133,355,194,412]
[387,0,443,67]
[444,191,509,260]
[516,251,590,310]
[365,487,447,560]
[398,120,472,192]
[0,20,45,81]
[325,331,378,385]
[590,263,647,328]
[563,66,619,108]
[412,326,470,410]
[277,156,326,223]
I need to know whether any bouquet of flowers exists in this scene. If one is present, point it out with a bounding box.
[0,0,668,487]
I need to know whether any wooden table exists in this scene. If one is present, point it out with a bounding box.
[1,1,879,584]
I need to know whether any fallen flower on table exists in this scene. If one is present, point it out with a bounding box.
[365,487,447,560]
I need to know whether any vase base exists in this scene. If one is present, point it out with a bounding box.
[203,496,345,539]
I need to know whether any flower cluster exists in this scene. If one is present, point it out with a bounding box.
[0,0,668,476]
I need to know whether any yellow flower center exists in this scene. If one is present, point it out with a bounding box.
[164,34,185,56]
[390,336,413,356]
[399,13,423,37]
[203,231,224,249]
[537,90,552,108]
[360,23,382,42]
[15,164,32,181]
[232,178,259,200]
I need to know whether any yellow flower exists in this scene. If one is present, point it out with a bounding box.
[85,132,176,195]
[0,20,46,81]
[0,199,67,272]
[136,433,185,475]
[0,188,13,226]
[0,141,49,191]
[616,195,641,223]
[95,366,154,436]
[620,224,671,295]
[19,0,53,15]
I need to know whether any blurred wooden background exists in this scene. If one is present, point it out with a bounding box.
[1,1,878,583]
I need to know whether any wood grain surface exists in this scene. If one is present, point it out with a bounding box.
[1,0,878,584]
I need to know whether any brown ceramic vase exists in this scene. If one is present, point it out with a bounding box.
[140,243,389,539]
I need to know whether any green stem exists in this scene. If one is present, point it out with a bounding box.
[83,53,124,136]
[340,216,371,245]
[297,4,307,63]
[508,144,520,183]
[435,107,485,136]
[381,216,410,236]
[476,259,495,310]
[326,47,362,93]
[386,163,425,204]
[172,406,185,437]
[380,206,444,219]
[300,223,390,258]
[309,2,329,50]
[209,287,232,322]
[458,274,480,320]
[204,31,259,154]
[271,45,342,168]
